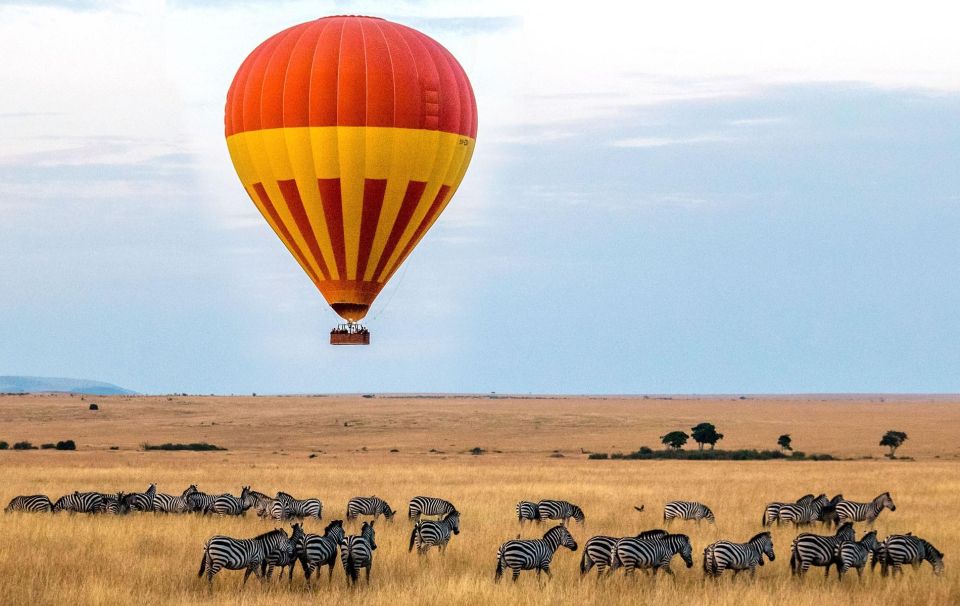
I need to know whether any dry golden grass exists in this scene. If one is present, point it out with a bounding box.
[0,394,957,605]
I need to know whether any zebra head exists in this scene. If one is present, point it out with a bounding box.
[382,502,396,520]
[836,522,856,541]
[922,540,944,575]
[671,534,694,568]
[52,496,68,512]
[361,521,378,550]
[181,484,198,498]
[879,492,896,512]
[544,525,578,552]
[858,530,879,552]
[290,522,305,548]
[750,531,775,562]
[444,510,461,535]
[571,504,586,524]
[324,520,345,542]
[828,493,844,506]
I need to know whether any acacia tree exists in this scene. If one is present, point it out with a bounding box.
[660,431,689,450]
[880,430,908,458]
[777,434,792,452]
[691,422,724,450]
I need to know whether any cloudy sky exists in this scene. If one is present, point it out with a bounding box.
[1,0,959,394]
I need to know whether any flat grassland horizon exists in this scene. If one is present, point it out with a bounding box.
[0,394,957,605]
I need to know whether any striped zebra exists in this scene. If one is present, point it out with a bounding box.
[340,521,378,584]
[197,528,289,585]
[817,494,844,526]
[776,494,828,526]
[516,501,540,525]
[834,492,896,525]
[663,500,715,524]
[790,522,856,576]
[276,491,322,519]
[97,492,129,515]
[580,529,668,577]
[879,534,944,577]
[299,520,345,586]
[833,530,879,580]
[5,495,53,513]
[537,499,585,526]
[212,490,251,516]
[265,523,305,582]
[121,483,157,512]
[408,510,460,555]
[703,532,775,578]
[609,533,694,576]
[494,525,578,582]
[762,494,814,526]
[257,498,290,521]
[153,490,191,514]
[408,495,456,521]
[240,487,273,512]
[53,491,103,513]
[346,496,395,521]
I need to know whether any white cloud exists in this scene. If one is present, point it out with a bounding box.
[612,133,734,148]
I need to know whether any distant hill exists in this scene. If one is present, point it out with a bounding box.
[0,376,137,396]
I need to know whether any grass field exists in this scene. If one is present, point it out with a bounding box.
[0,394,957,605]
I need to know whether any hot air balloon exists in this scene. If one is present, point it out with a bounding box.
[225,16,477,345]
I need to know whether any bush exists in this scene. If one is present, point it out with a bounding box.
[141,442,226,451]
[587,452,609,460]
[588,447,835,461]
[469,447,485,455]
[56,440,76,451]
[13,441,36,450]
[41,443,56,449]
[0,441,8,450]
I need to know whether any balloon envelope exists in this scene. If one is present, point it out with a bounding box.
[225,16,477,322]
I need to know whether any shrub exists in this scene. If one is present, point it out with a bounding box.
[41,443,56,449]
[0,441,8,450]
[13,441,36,450]
[141,442,226,451]
[587,452,609,460]
[88,403,99,411]
[56,440,76,451]
[469,447,485,455]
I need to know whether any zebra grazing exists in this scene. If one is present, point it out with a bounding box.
[495,525,578,582]
[833,530,879,580]
[703,532,775,578]
[834,492,896,525]
[340,521,378,584]
[198,528,289,585]
[121,483,157,512]
[790,522,856,576]
[98,492,130,515]
[154,491,191,514]
[664,501,715,524]
[537,499,585,526]
[212,490,251,516]
[777,494,828,526]
[346,496,395,521]
[276,491,322,519]
[762,494,814,526]
[53,491,103,513]
[265,523,305,582]
[408,496,456,521]
[609,533,694,576]
[581,529,668,577]
[516,501,540,525]
[408,510,460,555]
[879,534,944,577]
[299,520,346,586]
[5,495,53,513]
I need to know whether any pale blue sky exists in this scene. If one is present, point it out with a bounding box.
[1,1,958,394]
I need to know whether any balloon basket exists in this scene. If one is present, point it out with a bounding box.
[330,324,370,345]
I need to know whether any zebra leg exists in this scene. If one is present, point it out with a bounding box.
[365,563,372,583]
[512,568,521,582]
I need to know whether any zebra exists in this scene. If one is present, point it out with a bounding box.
[833,530,879,580]
[817,494,845,526]
[408,496,456,521]
[257,498,290,521]
[197,528,289,585]
[537,499,585,526]
[834,492,896,525]
[609,533,694,576]
[153,491,191,514]
[663,501,715,524]
[276,491,322,519]
[762,494,814,526]
[408,509,460,555]
[240,487,273,512]
[580,529,668,577]
[790,521,856,576]
[212,491,251,516]
[53,491,103,513]
[97,492,130,515]
[183,485,214,513]
[776,494,828,526]
[346,496,395,521]
[494,525,578,582]
[5,495,54,513]
[264,523,305,582]
[703,532,775,578]
[121,483,157,512]
[299,520,346,586]
[879,534,944,577]
[516,501,540,525]
[340,521,378,584]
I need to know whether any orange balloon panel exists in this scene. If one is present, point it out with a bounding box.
[225,16,477,322]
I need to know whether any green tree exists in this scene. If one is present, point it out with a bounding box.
[880,430,908,458]
[691,422,724,450]
[660,431,689,450]
[777,434,792,452]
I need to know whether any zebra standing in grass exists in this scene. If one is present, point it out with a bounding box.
[257,498,290,521]
[609,533,694,576]
[580,530,668,577]
[495,525,578,582]
[703,532,775,578]
[197,528,289,585]
[276,491,322,519]
[340,521,378,584]
[790,522,856,576]
[664,501,715,524]
[183,485,215,514]
[537,500,585,526]
[264,523,305,582]
[817,494,844,526]
[879,534,944,577]
[299,520,345,586]
[408,510,460,555]
[53,491,103,513]
[240,487,273,513]
[516,501,540,525]
[833,530,879,580]
[834,492,896,525]
[776,494,828,526]
[346,496,395,521]
[211,489,251,516]
[98,492,129,515]
[121,483,157,512]
[408,496,456,521]
[5,495,53,513]
[762,494,814,526]
[153,490,191,514]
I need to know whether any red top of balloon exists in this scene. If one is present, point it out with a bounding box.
[225,15,477,139]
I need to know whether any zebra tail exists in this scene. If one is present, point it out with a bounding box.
[197,545,208,578]
[609,542,622,571]
[408,524,418,552]
[495,550,505,582]
[579,548,590,574]
[789,541,798,575]
[345,550,358,584]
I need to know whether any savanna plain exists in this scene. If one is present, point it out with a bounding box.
[0,393,957,605]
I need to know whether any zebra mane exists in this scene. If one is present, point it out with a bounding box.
[323,520,343,535]
[635,529,668,539]
[828,494,844,505]
[920,539,943,558]
[748,531,771,544]
[251,528,287,541]
[442,509,460,520]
